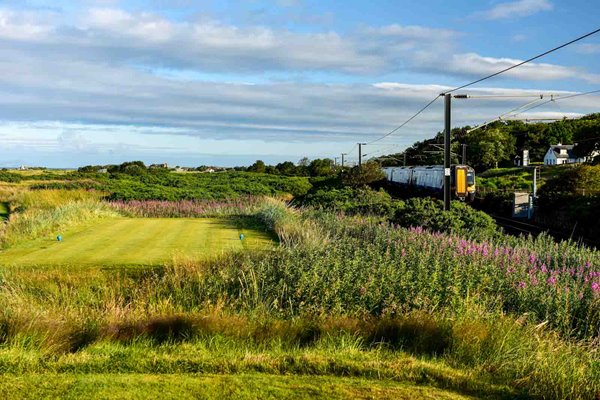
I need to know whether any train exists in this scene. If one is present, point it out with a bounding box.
[382,165,476,201]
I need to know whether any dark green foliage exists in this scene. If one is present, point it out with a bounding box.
[573,114,600,160]
[308,158,335,176]
[538,165,600,201]
[393,198,498,237]
[105,172,312,201]
[0,171,23,183]
[30,182,103,191]
[341,161,385,187]
[536,165,600,238]
[248,160,266,173]
[463,127,516,170]
[301,186,396,217]
[378,113,600,171]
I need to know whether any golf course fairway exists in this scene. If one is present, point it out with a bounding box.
[0,218,274,267]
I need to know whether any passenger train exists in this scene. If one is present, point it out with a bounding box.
[383,165,476,201]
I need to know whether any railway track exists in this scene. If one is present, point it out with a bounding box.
[490,214,599,249]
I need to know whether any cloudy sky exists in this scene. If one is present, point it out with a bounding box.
[0,0,599,167]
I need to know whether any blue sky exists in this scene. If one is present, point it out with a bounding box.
[0,0,599,167]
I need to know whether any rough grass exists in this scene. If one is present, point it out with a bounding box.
[0,217,274,267]
[0,200,119,249]
[0,373,483,400]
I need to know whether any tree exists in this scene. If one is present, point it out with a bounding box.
[464,128,515,169]
[276,161,297,176]
[342,161,385,186]
[309,158,335,176]
[248,160,266,173]
[573,124,600,160]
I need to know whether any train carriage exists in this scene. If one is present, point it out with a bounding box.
[383,165,476,201]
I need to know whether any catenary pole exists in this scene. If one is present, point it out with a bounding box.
[444,94,451,211]
[358,143,366,166]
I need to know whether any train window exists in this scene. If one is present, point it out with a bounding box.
[467,172,475,185]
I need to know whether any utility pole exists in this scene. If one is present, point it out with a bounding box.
[358,143,366,166]
[443,93,451,211]
[341,153,346,168]
[462,144,467,165]
[533,166,540,197]
[403,152,407,166]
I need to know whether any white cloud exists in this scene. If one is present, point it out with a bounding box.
[0,8,55,40]
[475,0,553,20]
[450,53,574,80]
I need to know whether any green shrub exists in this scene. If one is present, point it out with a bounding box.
[393,197,498,238]
[301,186,396,217]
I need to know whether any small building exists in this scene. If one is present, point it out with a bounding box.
[514,149,530,167]
[149,163,169,169]
[543,144,586,166]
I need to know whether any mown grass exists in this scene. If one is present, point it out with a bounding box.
[0,217,274,267]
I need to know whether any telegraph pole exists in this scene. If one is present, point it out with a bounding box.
[443,93,451,211]
[358,143,366,166]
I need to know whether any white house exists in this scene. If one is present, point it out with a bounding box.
[543,144,587,165]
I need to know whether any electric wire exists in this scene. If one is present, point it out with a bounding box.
[367,95,440,144]
[510,88,600,118]
[445,27,600,94]
[340,28,600,159]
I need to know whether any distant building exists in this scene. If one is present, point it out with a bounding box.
[543,144,587,165]
[149,163,169,169]
[514,149,530,167]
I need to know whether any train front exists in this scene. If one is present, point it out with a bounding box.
[454,165,476,201]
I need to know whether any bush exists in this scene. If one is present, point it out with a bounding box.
[341,161,385,187]
[393,197,498,238]
[301,186,396,217]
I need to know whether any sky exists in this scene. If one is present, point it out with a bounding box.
[0,0,599,167]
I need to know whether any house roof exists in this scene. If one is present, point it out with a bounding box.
[549,144,577,159]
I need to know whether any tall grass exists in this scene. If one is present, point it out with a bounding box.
[0,199,118,248]
[108,197,264,218]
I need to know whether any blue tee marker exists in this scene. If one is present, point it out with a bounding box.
[57,235,62,242]
[239,233,245,241]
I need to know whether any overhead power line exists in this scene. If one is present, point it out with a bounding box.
[511,88,600,117]
[348,26,600,159]
[463,88,600,133]
[446,26,600,93]
[367,95,440,144]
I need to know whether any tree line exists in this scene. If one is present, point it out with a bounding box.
[379,113,600,171]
